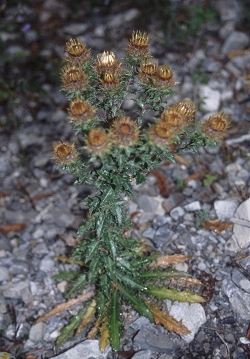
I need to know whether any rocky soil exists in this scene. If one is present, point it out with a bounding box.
[0,0,250,358]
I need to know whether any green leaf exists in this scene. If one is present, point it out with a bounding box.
[117,273,147,292]
[88,256,100,283]
[118,282,154,321]
[53,270,79,281]
[85,240,100,262]
[56,307,87,347]
[148,286,205,303]
[109,289,121,352]
[140,269,191,279]
[66,274,87,298]
[97,215,104,238]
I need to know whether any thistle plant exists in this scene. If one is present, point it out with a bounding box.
[52,31,229,352]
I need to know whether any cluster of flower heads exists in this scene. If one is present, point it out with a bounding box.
[54,31,230,164]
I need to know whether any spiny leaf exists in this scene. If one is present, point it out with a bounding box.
[109,289,121,352]
[56,307,87,347]
[117,273,147,292]
[75,299,96,337]
[85,240,100,262]
[66,274,87,298]
[53,270,79,281]
[100,315,110,352]
[148,286,205,303]
[147,303,190,335]
[118,282,154,321]
[140,269,191,279]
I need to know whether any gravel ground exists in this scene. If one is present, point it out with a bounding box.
[1,1,250,358]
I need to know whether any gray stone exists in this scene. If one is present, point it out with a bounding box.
[0,266,9,281]
[130,316,150,331]
[170,206,185,221]
[142,227,156,240]
[221,31,250,56]
[232,198,250,248]
[216,0,244,22]
[9,261,29,275]
[41,207,76,228]
[137,195,159,213]
[40,256,55,272]
[134,323,181,353]
[222,279,250,320]
[132,349,152,359]
[29,322,47,342]
[63,23,88,36]
[219,21,235,40]
[52,340,111,359]
[154,227,174,247]
[199,85,220,112]
[214,199,239,221]
[1,280,32,303]
[108,9,140,28]
[162,193,185,213]
[167,301,206,343]
[184,201,201,212]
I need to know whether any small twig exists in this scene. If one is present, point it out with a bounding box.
[216,331,231,359]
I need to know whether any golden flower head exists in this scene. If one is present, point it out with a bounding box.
[68,98,95,124]
[202,112,230,141]
[110,116,139,147]
[100,71,120,91]
[149,121,173,147]
[86,128,110,155]
[61,64,88,91]
[53,141,77,165]
[176,99,195,120]
[138,58,158,84]
[155,64,175,88]
[65,38,91,64]
[127,30,150,57]
[95,51,121,74]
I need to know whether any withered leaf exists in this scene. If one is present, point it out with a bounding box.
[151,254,192,268]
[87,316,102,339]
[184,172,200,184]
[75,299,96,337]
[52,255,84,265]
[0,223,27,234]
[202,219,233,233]
[150,169,169,197]
[32,193,53,201]
[148,303,190,335]
[36,291,95,323]
[60,234,82,247]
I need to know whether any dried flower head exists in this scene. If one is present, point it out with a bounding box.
[160,108,185,133]
[96,51,121,74]
[138,58,158,83]
[61,64,88,91]
[100,71,120,91]
[110,116,139,147]
[149,121,173,146]
[126,30,150,57]
[53,141,77,165]
[202,112,230,141]
[68,98,95,124]
[65,38,91,64]
[155,64,175,88]
[86,128,110,155]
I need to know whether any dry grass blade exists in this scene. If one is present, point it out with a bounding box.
[150,169,169,197]
[151,254,192,268]
[52,254,84,265]
[60,234,82,247]
[148,303,190,335]
[0,223,27,233]
[36,291,95,323]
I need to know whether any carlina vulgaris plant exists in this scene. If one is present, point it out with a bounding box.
[47,30,230,352]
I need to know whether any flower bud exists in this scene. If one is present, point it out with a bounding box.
[202,112,230,141]
[86,128,110,155]
[61,65,88,91]
[65,38,91,64]
[68,98,95,124]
